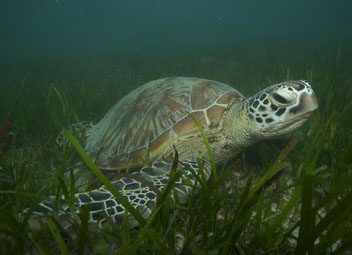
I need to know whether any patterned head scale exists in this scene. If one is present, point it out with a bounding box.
[245,80,318,138]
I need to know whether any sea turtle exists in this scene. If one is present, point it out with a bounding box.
[30,77,318,228]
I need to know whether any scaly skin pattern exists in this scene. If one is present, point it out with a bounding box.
[28,78,318,228]
[56,121,95,149]
[30,160,210,229]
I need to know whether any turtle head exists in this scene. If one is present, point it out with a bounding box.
[245,80,318,139]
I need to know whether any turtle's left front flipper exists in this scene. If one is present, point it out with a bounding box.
[27,160,210,229]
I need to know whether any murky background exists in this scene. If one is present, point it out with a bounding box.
[1,0,351,62]
[1,3,352,253]
[0,0,351,139]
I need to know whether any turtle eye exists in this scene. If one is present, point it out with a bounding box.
[272,93,288,104]
[269,90,296,106]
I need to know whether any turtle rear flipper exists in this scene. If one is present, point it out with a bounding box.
[56,121,95,149]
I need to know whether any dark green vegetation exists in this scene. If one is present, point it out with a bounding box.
[0,46,352,254]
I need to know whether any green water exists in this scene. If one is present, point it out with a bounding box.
[0,1,352,254]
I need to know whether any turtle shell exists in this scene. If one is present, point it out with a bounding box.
[85,77,244,170]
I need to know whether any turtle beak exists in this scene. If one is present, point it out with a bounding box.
[289,90,318,117]
[276,89,318,133]
[306,91,318,113]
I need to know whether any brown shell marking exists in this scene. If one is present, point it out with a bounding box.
[191,80,222,110]
[172,111,206,137]
[85,77,243,169]
[206,105,227,128]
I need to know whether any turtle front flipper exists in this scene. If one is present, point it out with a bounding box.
[28,160,210,229]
